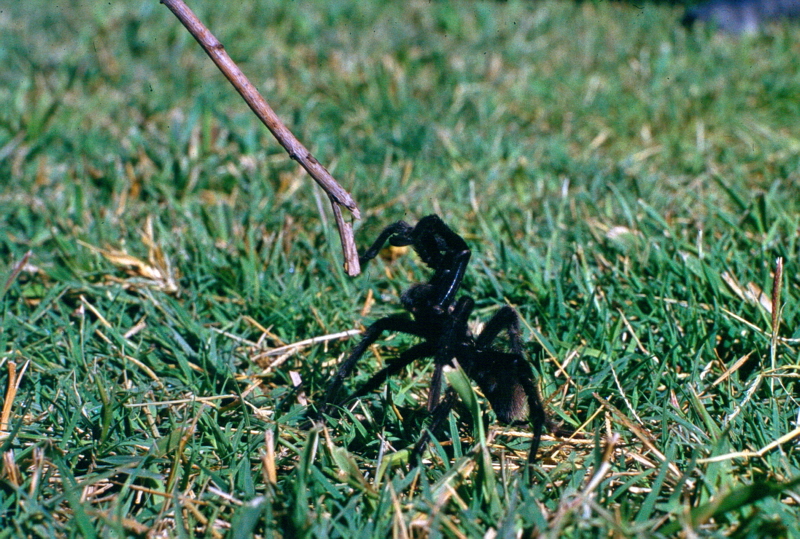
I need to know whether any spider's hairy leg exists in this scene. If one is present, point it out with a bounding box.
[412,387,460,463]
[469,350,545,463]
[520,374,546,464]
[469,351,532,423]
[411,215,471,309]
[473,306,546,463]
[428,248,470,311]
[476,305,523,355]
[348,341,436,402]
[427,296,475,411]
[359,215,466,271]
[321,315,422,414]
[427,363,445,413]
[409,215,467,265]
[358,221,414,266]
[358,215,472,311]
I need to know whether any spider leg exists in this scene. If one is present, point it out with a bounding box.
[406,296,475,462]
[408,215,467,268]
[322,315,422,413]
[359,221,414,267]
[428,249,470,311]
[346,341,436,402]
[413,359,545,465]
[519,373,546,464]
[475,305,523,355]
[469,350,545,463]
[411,215,471,309]
[427,364,445,412]
[360,216,471,311]
[411,387,459,463]
[473,307,545,463]
[427,296,475,411]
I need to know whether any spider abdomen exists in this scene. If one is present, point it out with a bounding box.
[472,367,531,424]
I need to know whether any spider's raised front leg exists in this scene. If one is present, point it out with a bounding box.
[408,215,471,310]
[358,221,414,267]
[358,215,471,312]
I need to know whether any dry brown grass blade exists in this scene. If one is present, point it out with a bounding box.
[78,240,179,294]
[0,361,17,433]
[770,257,783,395]
[0,360,27,435]
[253,329,362,360]
[262,430,277,486]
[249,329,361,378]
[721,271,773,313]
[709,352,754,388]
[2,450,21,486]
[3,250,31,293]
[594,393,682,479]
[547,434,620,536]
[699,424,800,464]
[389,483,411,539]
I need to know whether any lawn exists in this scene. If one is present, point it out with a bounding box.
[2,0,800,536]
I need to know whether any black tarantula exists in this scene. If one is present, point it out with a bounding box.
[321,215,545,464]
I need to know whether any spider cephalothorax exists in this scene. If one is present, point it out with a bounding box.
[321,215,545,463]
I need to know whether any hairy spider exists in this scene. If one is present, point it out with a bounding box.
[321,214,546,464]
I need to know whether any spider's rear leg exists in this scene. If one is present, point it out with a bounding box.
[469,350,545,463]
[476,305,524,355]
[320,315,422,415]
[519,373,546,464]
[473,307,545,463]
[473,306,539,424]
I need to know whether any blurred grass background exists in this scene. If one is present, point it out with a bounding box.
[2,0,800,536]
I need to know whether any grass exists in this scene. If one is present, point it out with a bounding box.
[2,0,800,536]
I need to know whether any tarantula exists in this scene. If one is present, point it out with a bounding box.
[321,215,545,463]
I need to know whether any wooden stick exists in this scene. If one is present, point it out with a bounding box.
[160,0,361,275]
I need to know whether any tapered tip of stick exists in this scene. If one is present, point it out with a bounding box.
[344,258,361,277]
